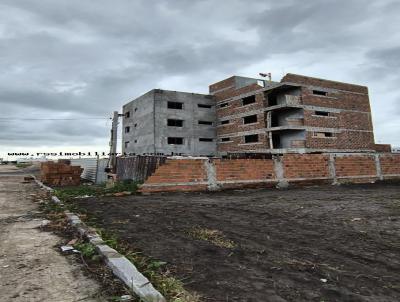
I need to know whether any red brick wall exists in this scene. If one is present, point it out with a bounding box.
[214,159,275,181]
[139,154,400,193]
[335,155,376,177]
[375,144,392,153]
[380,154,400,175]
[283,154,330,179]
[145,159,206,184]
[282,73,368,94]
[209,76,236,94]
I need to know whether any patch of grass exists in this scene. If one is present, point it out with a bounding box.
[188,227,235,249]
[89,227,199,302]
[16,163,32,168]
[104,180,139,194]
[74,242,97,258]
[54,180,139,201]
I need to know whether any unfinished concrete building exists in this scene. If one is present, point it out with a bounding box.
[122,73,388,156]
[122,89,216,156]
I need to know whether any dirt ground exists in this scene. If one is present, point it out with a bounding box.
[73,183,400,302]
[0,166,105,302]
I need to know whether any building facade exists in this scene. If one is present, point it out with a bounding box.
[122,89,216,156]
[122,73,385,156]
[212,74,378,155]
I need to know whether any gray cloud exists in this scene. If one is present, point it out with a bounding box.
[0,0,399,154]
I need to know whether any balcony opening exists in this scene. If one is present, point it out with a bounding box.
[243,115,258,124]
[272,133,281,149]
[271,113,279,127]
[167,119,183,127]
[168,137,184,144]
[268,93,278,106]
[242,95,256,106]
[198,120,213,125]
[313,90,328,96]
[244,134,259,143]
[168,101,183,109]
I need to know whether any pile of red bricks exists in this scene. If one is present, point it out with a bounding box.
[40,161,83,186]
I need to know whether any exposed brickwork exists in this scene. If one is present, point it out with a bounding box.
[214,159,275,181]
[139,154,400,193]
[145,159,206,184]
[209,76,236,94]
[335,155,376,177]
[281,73,368,94]
[303,109,339,128]
[210,73,378,153]
[40,161,83,186]
[283,154,330,179]
[375,144,392,153]
[380,154,400,175]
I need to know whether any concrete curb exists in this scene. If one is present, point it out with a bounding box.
[32,176,166,302]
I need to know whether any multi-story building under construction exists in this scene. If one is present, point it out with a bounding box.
[122,73,390,156]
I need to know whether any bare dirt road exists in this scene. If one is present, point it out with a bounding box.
[0,165,104,302]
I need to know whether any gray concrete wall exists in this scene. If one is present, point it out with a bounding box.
[154,90,217,156]
[279,130,306,148]
[122,89,217,156]
[277,109,304,126]
[122,90,155,155]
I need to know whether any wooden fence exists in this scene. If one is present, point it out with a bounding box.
[116,156,167,183]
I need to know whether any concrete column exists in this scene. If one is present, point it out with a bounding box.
[375,153,383,181]
[328,153,338,185]
[204,159,220,191]
[273,155,289,189]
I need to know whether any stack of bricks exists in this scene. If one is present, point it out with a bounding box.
[40,161,83,186]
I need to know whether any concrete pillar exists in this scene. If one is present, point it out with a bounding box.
[375,153,383,181]
[328,153,338,185]
[204,159,220,191]
[273,155,289,189]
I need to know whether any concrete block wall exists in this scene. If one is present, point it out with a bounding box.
[139,153,400,193]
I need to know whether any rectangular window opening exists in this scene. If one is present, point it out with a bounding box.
[125,111,130,118]
[221,120,229,125]
[125,126,130,133]
[315,111,330,116]
[124,141,129,148]
[313,90,328,96]
[245,134,259,143]
[167,119,183,127]
[242,95,256,106]
[219,102,229,108]
[313,132,335,138]
[199,138,213,142]
[198,104,212,109]
[198,120,213,125]
[167,101,183,109]
[221,137,230,142]
[168,137,184,145]
[243,114,258,124]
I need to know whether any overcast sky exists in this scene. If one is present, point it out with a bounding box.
[1,0,399,158]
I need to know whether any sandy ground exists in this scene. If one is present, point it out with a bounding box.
[0,166,103,302]
[74,183,400,302]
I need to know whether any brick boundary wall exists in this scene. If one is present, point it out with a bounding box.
[139,153,400,193]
